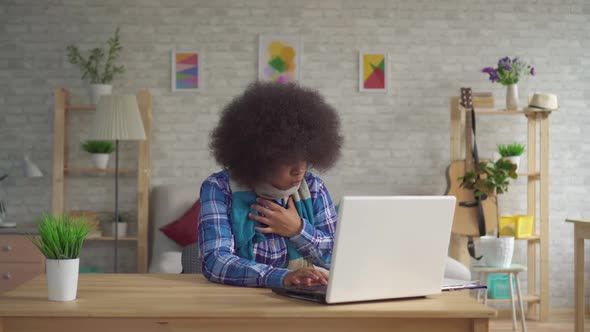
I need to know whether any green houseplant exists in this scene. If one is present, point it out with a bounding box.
[81,140,114,169]
[459,159,518,200]
[497,143,525,172]
[459,159,518,267]
[28,214,92,301]
[66,27,125,104]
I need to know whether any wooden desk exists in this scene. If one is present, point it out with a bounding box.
[566,218,590,332]
[0,274,496,332]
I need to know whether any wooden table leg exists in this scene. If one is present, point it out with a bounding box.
[575,226,585,332]
[473,318,489,332]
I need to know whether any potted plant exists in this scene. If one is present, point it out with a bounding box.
[460,159,518,267]
[66,27,125,104]
[112,215,127,238]
[497,143,525,172]
[81,140,115,169]
[28,214,92,301]
[481,57,535,110]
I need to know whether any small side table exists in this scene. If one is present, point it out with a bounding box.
[566,218,590,332]
[472,264,527,332]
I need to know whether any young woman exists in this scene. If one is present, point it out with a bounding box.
[199,82,343,288]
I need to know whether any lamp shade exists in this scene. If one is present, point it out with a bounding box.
[22,155,43,178]
[90,95,146,140]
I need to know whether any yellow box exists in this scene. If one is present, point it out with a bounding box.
[499,215,534,239]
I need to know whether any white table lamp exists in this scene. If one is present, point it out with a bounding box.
[22,154,43,178]
[91,95,146,272]
[0,155,44,228]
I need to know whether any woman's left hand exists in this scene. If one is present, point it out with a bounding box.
[250,197,303,238]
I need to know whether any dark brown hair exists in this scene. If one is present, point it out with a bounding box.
[210,82,343,187]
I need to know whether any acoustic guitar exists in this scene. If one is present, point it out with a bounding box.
[445,87,498,237]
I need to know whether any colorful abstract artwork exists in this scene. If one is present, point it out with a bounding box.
[258,35,301,83]
[359,52,388,92]
[172,50,200,91]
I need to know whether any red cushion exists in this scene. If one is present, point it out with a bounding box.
[159,199,201,247]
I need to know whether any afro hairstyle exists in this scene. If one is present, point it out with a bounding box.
[210,82,343,187]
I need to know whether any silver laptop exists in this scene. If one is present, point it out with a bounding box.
[272,196,457,304]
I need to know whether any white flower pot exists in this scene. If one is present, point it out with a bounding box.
[91,153,109,169]
[479,235,515,267]
[112,222,127,238]
[46,258,79,301]
[502,156,521,172]
[89,84,112,105]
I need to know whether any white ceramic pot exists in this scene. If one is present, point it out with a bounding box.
[506,84,519,110]
[112,222,127,238]
[502,156,521,172]
[91,153,109,169]
[89,84,112,105]
[479,235,515,267]
[46,258,79,301]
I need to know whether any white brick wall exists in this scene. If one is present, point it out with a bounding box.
[1,0,588,307]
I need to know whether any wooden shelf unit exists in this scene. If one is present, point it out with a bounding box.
[52,88,152,273]
[449,97,551,321]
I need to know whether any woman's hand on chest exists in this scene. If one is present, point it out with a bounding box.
[249,197,303,238]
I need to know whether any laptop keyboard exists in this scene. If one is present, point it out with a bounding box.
[289,285,328,293]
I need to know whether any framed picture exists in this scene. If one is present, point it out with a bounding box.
[359,51,388,92]
[258,34,301,83]
[171,50,200,91]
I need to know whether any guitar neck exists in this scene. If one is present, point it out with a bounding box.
[460,87,475,171]
[465,108,474,171]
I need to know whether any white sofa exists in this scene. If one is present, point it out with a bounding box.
[148,183,200,273]
[148,182,471,280]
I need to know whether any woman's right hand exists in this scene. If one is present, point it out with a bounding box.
[283,268,329,287]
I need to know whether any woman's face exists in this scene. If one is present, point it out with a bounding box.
[270,161,307,190]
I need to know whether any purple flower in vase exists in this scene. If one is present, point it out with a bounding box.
[498,57,510,66]
[490,71,500,83]
[482,67,495,74]
[483,56,534,85]
[482,67,500,83]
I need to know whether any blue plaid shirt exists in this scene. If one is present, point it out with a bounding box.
[198,170,337,288]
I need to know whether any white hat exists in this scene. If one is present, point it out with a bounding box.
[528,92,559,111]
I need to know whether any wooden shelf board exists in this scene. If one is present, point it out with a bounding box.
[473,109,525,115]
[85,236,137,241]
[64,167,137,176]
[499,235,539,242]
[463,108,552,116]
[487,295,540,304]
[66,105,96,111]
[517,172,540,178]
[518,234,540,242]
